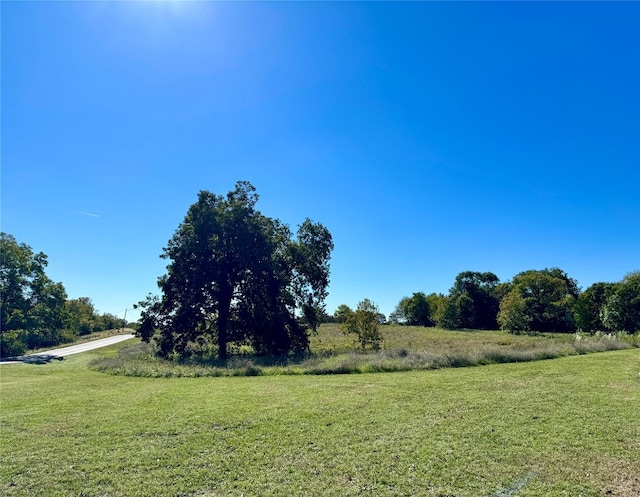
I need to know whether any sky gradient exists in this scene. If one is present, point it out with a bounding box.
[2,1,639,321]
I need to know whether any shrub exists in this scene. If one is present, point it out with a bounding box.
[0,329,27,357]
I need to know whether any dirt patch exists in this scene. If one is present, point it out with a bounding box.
[601,464,640,497]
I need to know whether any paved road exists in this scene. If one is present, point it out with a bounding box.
[1,334,136,364]
[33,334,136,357]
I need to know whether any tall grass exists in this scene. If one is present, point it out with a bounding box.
[89,325,638,377]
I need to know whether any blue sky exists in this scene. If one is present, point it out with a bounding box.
[2,1,639,321]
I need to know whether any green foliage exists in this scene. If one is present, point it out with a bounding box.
[434,292,473,329]
[392,292,434,326]
[0,329,27,357]
[63,298,126,338]
[497,291,531,332]
[333,304,353,323]
[342,299,381,350]
[64,297,96,335]
[448,271,501,329]
[136,181,333,359]
[0,233,68,355]
[602,271,640,333]
[574,282,616,333]
[498,268,578,333]
[94,312,127,332]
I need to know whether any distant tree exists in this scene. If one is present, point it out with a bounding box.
[0,233,68,356]
[493,282,513,302]
[390,292,440,326]
[497,268,578,333]
[602,271,640,333]
[435,293,474,329]
[333,304,353,324]
[403,292,434,326]
[496,291,530,332]
[449,271,500,329]
[425,293,444,322]
[64,297,97,335]
[95,312,127,332]
[342,299,382,350]
[574,282,616,333]
[136,182,333,359]
[389,297,409,324]
[317,309,337,323]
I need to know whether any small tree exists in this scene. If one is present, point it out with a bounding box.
[342,299,381,350]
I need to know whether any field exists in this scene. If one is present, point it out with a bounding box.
[1,329,639,496]
[89,324,638,377]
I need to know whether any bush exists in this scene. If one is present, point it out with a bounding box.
[0,329,28,357]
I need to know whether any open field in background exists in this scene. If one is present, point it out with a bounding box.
[1,339,639,497]
[311,323,620,353]
[89,324,640,378]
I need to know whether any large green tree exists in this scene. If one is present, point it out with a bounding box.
[136,182,333,359]
[448,271,500,329]
[497,268,579,333]
[0,233,68,355]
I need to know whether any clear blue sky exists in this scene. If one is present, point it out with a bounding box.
[2,1,639,321]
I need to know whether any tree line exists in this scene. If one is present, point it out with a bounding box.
[0,232,127,357]
[334,269,639,335]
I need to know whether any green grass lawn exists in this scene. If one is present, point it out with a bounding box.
[1,339,639,496]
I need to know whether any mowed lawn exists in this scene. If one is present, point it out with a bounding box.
[1,342,638,497]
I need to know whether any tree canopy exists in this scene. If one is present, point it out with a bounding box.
[448,271,500,329]
[0,233,67,355]
[136,181,333,359]
[497,268,579,333]
[391,292,434,327]
[574,282,616,333]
